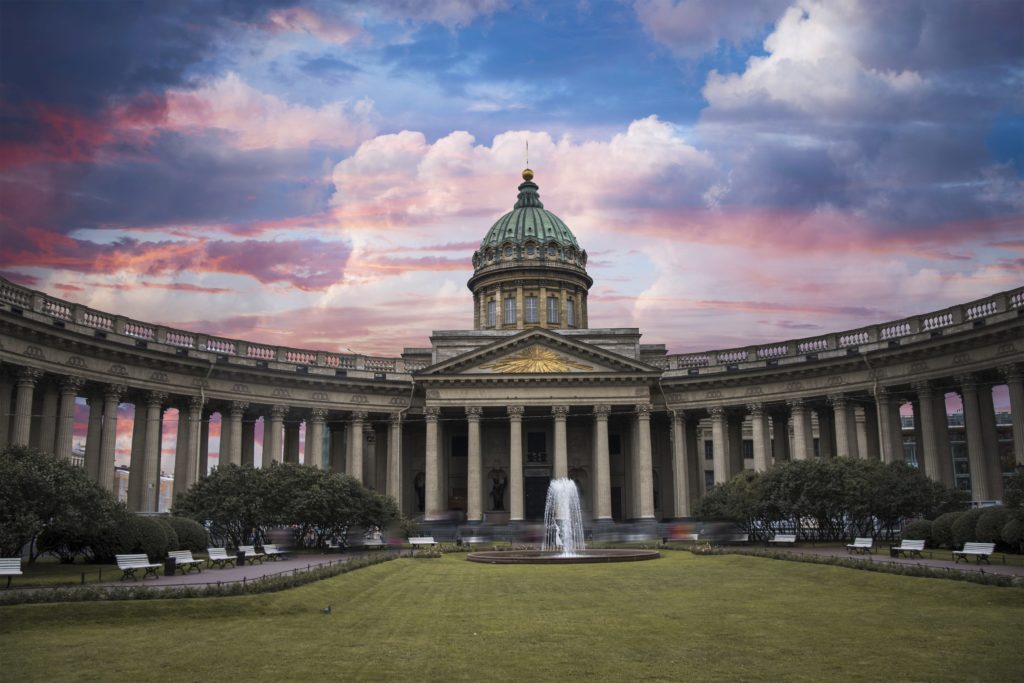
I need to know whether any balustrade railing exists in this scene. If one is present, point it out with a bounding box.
[0,275,1019,378]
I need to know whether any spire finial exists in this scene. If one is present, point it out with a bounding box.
[522,140,533,181]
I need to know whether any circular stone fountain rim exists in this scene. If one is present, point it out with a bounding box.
[466,549,661,564]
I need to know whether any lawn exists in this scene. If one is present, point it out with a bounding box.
[1,551,1020,682]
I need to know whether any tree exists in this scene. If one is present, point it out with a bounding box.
[0,445,127,563]
[173,464,267,547]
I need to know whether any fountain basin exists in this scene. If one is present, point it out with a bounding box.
[466,549,660,564]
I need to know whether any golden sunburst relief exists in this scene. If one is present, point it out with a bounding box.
[480,345,594,373]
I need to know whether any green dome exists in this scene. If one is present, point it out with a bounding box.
[479,174,581,251]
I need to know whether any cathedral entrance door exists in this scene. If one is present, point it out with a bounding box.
[524,473,551,520]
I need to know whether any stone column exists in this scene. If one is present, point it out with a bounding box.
[424,407,441,521]
[84,396,103,481]
[97,386,123,492]
[771,411,790,463]
[265,405,286,466]
[53,377,81,460]
[240,414,256,467]
[727,410,744,476]
[329,423,345,473]
[141,392,166,512]
[829,395,857,459]
[306,408,326,469]
[929,392,954,486]
[127,401,148,510]
[217,411,230,468]
[855,407,870,460]
[671,410,691,517]
[957,375,991,502]
[199,409,211,477]
[387,412,403,509]
[283,418,301,464]
[593,404,612,521]
[38,384,59,453]
[874,388,896,463]
[173,405,191,494]
[227,401,247,467]
[788,399,812,461]
[977,383,1003,500]
[861,402,881,460]
[466,406,482,522]
[348,411,367,483]
[508,405,524,522]
[0,374,12,448]
[815,404,835,458]
[710,406,729,483]
[184,396,203,489]
[635,403,655,520]
[552,405,569,479]
[1002,366,1024,468]
[912,382,942,481]
[11,368,41,446]
[748,403,771,472]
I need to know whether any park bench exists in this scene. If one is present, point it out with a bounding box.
[325,539,343,553]
[115,554,162,580]
[846,537,874,554]
[262,544,289,560]
[952,542,996,564]
[409,536,437,547]
[238,545,266,564]
[351,535,385,551]
[461,536,489,548]
[767,533,796,546]
[890,539,925,558]
[1,557,23,589]
[206,547,237,569]
[167,550,204,574]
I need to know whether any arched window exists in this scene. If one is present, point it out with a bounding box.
[525,243,536,256]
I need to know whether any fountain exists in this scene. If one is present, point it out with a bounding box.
[466,477,660,564]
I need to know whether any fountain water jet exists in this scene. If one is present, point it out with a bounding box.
[466,478,660,565]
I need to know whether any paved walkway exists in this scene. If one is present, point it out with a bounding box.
[760,545,1024,577]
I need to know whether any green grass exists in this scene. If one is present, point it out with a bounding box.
[7,559,120,587]
[2,552,1021,682]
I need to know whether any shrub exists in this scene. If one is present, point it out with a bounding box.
[931,511,963,549]
[951,508,985,548]
[901,519,932,545]
[975,506,1010,546]
[166,516,208,552]
[1001,514,1023,552]
[130,516,172,559]
[153,517,180,552]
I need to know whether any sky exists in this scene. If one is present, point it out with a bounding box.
[1,0,1022,360]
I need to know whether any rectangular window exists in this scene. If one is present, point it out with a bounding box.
[486,300,496,327]
[567,299,575,327]
[546,296,559,324]
[504,297,516,324]
[704,440,713,460]
[525,295,538,323]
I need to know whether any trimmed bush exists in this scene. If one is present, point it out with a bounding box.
[1001,514,1023,552]
[167,516,208,552]
[951,508,985,548]
[152,516,180,552]
[931,511,963,549]
[121,516,173,559]
[975,506,1010,545]
[901,520,932,545]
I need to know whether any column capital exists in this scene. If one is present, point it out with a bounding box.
[16,367,42,386]
[187,394,206,412]
[786,398,805,410]
[351,410,369,422]
[552,405,569,419]
[999,364,1023,384]
[146,391,168,408]
[635,403,653,418]
[593,404,611,418]
[709,405,727,418]
[424,406,441,421]
[507,405,524,419]
[955,373,977,391]
[269,404,288,420]
[310,408,327,422]
[60,375,85,394]
[746,402,764,416]
[105,383,127,401]
[826,394,848,408]
[872,385,892,400]
[465,406,482,421]
[229,400,249,416]
[390,411,403,424]
[911,380,933,397]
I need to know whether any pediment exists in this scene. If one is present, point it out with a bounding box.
[418,329,660,377]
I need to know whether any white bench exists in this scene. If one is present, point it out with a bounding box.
[409,536,437,547]
[767,533,796,546]
[891,539,925,558]
[167,550,204,574]
[1,557,23,589]
[325,539,343,553]
[846,537,874,554]
[115,554,162,580]
[352,535,385,551]
[462,536,489,548]
[953,542,996,564]
[206,547,237,569]
[238,545,266,564]
[262,544,289,560]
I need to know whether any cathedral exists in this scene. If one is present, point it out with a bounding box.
[0,169,1022,525]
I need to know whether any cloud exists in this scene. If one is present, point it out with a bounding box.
[265,7,362,46]
[633,0,791,58]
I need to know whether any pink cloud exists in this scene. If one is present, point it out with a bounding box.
[264,7,362,45]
